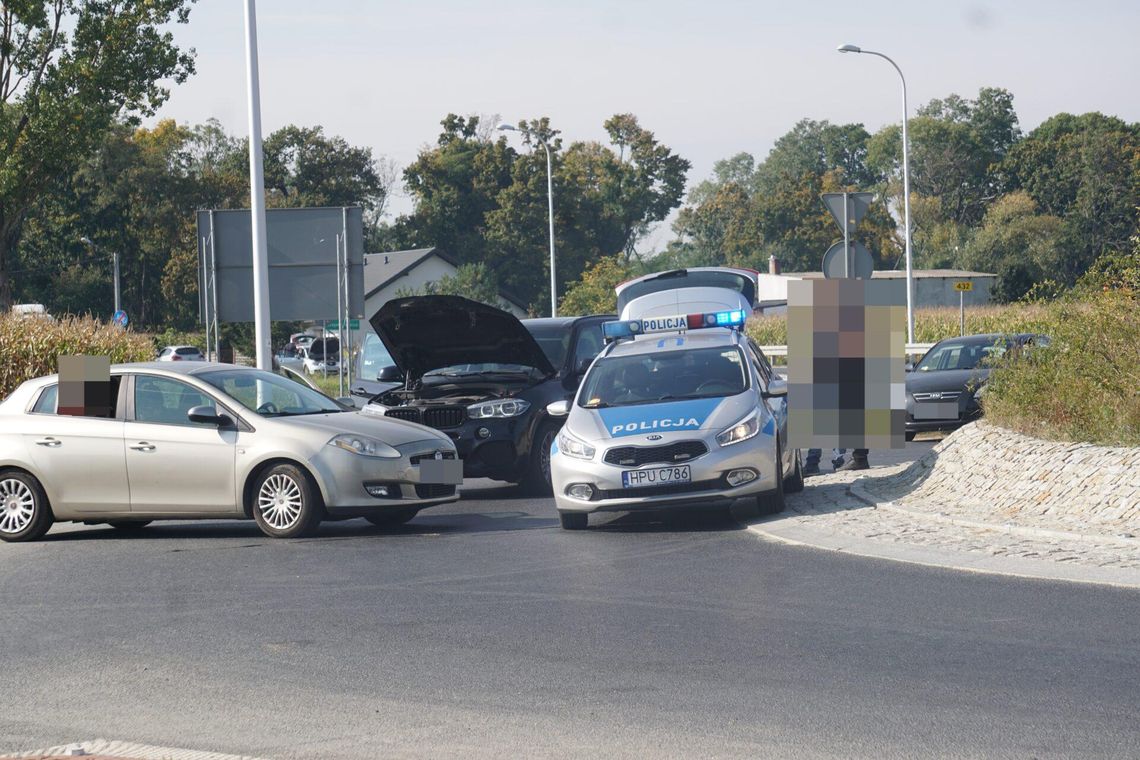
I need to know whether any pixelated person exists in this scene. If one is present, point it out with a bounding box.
[57,356,112,418]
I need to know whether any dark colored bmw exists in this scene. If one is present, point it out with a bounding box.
[905,332,1048,440]
[367,296,612,493]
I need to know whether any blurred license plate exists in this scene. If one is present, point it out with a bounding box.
[914,401,959,420]
[420,459,463,484]
[622,465,691,488]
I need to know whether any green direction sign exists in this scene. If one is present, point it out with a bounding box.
[328,319,360,330]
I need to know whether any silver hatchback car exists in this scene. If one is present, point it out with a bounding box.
[0,362,461,541]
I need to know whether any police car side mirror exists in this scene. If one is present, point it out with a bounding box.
[762,378,788,399]
[546,400,571,417]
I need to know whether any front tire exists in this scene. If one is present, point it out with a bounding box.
[0,470,53,543]
[905,431,916,442]
[784,447,805,494]
[252,464,322,538]
[559,512,588,530]
[522,421,559,496]
[755,440,786,516]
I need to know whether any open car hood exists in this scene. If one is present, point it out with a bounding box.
[370,295,555,380]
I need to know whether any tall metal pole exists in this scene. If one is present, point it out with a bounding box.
[112,252,121,314]
[838,45,915,343]
[243,0,272,371]
[541,139,557,318]
[843,192,851,279]
[335,232,343,397]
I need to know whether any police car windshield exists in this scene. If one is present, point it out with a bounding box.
[578,346,748,408]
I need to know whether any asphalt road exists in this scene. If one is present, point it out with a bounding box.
[2,438,1139,759]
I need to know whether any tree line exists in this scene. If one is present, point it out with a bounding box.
[2,3,1136,325]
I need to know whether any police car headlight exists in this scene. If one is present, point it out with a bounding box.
[716,409,761,447]
[557,429,596,461]
[329,434,402,459]
[468,398,531,419]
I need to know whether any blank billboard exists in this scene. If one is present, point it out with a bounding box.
[197,207,364,323]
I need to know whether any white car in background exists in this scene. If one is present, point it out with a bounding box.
[302,338,340,376]
[157,345,205,362]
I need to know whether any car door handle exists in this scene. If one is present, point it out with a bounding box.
[129,442,156,452]
[35,437,61,447]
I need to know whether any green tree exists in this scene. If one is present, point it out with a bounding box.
[395,262,509,310]
[559,254,638,316]
[0,0,197,308]
[962,191,1064,302]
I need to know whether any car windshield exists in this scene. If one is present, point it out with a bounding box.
[199,368,345,417]
[578,346,748,408]
[916,340,1010,371]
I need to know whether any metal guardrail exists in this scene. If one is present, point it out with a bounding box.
[758,343,935,357]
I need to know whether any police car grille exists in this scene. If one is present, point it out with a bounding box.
[424,407,467,429]
[409,451,457,465]
[603,441,708,467]
[385,408,422,423]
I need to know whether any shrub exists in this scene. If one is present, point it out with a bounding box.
[982,290,1140,445]
[0,315,154,400]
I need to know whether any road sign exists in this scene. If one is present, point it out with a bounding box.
[112,309,128,328]
[822,241,874,279]
[954,281,973,292]
[328,319,360,330]
[821,192,875,233]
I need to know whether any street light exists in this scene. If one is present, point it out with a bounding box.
[80,236,120,315]
[837,43,915,344]
[498,122,557,317]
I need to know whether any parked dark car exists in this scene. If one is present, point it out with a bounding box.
[905,332,1048,440]
[368,296,612,493]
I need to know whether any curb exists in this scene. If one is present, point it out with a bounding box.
[848,481,1140,548]
[745,516,1140,589]
[1,740,268,760]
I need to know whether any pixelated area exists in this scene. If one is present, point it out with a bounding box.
[787,279,906,449]
[57,355,112,418]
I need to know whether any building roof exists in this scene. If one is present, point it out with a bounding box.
[362,246,530,313]
[778,268,996,279]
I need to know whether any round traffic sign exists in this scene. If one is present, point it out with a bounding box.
[112,309,129,327]
[822,241,874,279]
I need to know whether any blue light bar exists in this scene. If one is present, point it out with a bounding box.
[603,309,747,342]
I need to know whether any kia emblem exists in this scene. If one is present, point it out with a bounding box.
[647,434,662,441]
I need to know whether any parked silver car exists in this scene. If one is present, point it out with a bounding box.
[0,362,461,541]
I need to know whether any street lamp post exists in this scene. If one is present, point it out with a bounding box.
[837,43,914,344]
[81,237,121,315]
[498,123,557,317]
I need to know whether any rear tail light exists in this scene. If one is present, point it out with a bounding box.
[171,355,182,361]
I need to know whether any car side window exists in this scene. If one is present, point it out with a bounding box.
[745,340,774,389]
[133,376,217,426]
[31,377,123,418]
[574,325,604,367]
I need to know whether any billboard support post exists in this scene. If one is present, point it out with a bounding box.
[243,0,272,371]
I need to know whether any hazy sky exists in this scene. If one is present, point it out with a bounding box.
[152,0,1140,251]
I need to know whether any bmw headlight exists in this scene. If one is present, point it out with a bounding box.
[467,398,531,419]
[329,434,401,459]
[716,409,762,447]
[557,429,596,461]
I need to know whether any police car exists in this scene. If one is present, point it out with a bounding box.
[546,305,803,530]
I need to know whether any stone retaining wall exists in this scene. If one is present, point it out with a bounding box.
[867,422,1140,536]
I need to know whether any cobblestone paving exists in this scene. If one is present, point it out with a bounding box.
[782,467,1140,571]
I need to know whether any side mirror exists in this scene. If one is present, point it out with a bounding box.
[762,378,788,399]
[188,405,232,427]
[377,365,403,382]
[905,362,914,372]
[336,396,358,409]
[546,400,571,417]
[574,358,592,377]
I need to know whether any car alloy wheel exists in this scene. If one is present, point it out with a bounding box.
[0,477,35,535]
[258,473,304,531]
[0,471,53,542]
